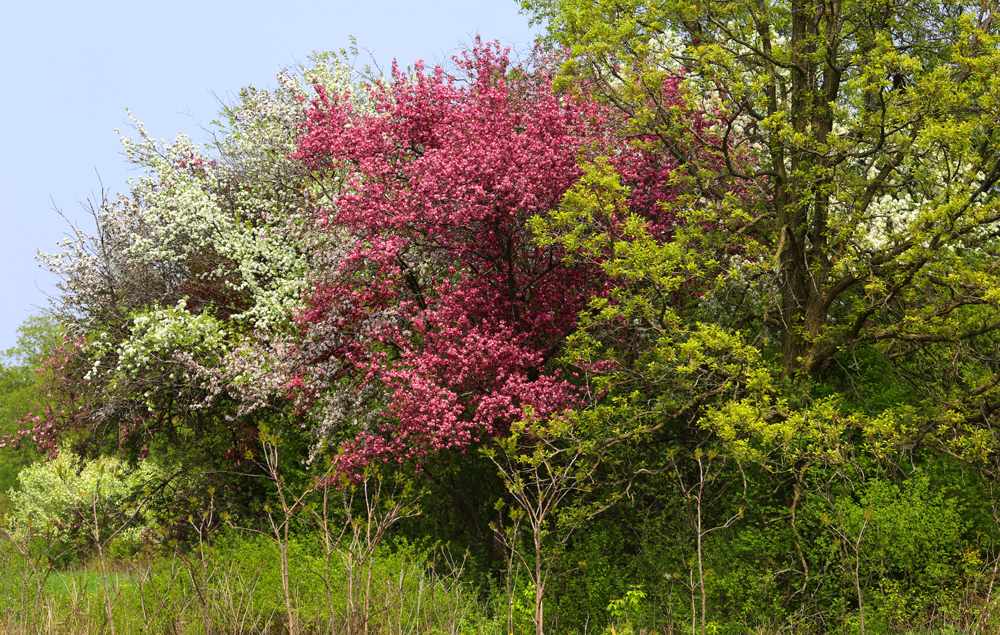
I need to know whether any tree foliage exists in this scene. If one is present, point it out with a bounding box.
[530,0,1000,367]
[11,10,1000,633]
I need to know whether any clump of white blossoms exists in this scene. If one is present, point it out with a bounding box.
[36,52,366,428]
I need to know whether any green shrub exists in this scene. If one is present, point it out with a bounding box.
[7,448,178,564]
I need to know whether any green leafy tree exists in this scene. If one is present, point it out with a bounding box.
[519,2,1000,630]
[525,0,1000,443]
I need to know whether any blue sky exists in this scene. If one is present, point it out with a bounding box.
[0,0,542,351]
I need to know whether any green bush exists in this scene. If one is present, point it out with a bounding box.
[7,448,179,564]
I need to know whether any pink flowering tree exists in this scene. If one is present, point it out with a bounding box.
[290,42,632,472]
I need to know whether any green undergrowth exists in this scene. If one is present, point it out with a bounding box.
[0,526,994,634]
[0,531,496,635]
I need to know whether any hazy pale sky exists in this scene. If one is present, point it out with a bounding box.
[0,0,542,350]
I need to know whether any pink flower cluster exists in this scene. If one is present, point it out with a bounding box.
[3,337,87,459]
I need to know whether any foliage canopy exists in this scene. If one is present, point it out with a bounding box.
[10,7,1000,632]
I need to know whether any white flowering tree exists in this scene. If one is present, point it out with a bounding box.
[28,53,367,512]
